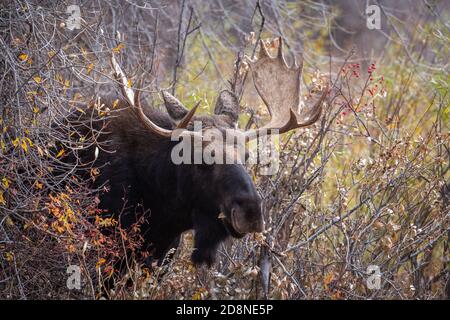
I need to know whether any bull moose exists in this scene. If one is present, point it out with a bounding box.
[74,38,328,267]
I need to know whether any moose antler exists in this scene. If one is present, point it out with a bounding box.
[110,54,199,138]
[110,36,327,144]
[245,37,328,138]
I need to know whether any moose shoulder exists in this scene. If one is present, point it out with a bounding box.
[70,37,328,267]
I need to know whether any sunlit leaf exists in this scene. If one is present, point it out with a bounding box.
[2,177,9,188]
[35,180,43,190]
[5,252,14,262]
[18,53,28,62]
[32,75,42,84]
[21,139,28,153]
[96,258,106,269]
[112,43,125,53]
[56,149,65,158]
[86,62,94,75]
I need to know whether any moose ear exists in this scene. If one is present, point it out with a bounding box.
[214,90,239,126]
[161,90,189,121]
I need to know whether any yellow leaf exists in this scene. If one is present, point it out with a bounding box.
[56,149,65,158]
[12,138,19,148]
[96,258,106,269]
[95,215,117,227]
[25,137,33,147]
[1,139,5,151]
[2,177,9,188]
[112,99,119,109]
[86,63,94,75]
[0,191,5,205]
[35,180,43,190]
[51,221,65,234]
[18,53,28,62]
[112,43,125,53]
[48,50,56,59]
[192,288,207,300]
[5,216,14,227]
[127,78,132,88]
[21,139,28,153]
[5,252,14,262]
[33,75,42,84]
[81,46,87,59]
[76,107,86,114]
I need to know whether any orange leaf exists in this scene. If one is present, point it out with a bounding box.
[18,53,28,62]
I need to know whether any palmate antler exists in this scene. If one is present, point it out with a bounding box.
[244,37,328,139]
[110,37,327,142]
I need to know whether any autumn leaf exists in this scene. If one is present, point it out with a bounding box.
[192,288,207,300]
[95,215,117,227]
[25,137,33,147]
[0,191,5,205]
[96,258,106,269]
[51,221,65,234]
[67,244,76,253]
[35,180,43,190]
[12,137,19,148]
[33,75,42,84]
[81,46,88,59]
[112,43,125,53]
[18,53,28,62]
[5,252,14,262]
[86,62,94,75]
[5,216,14,227]
[323,272,334,290]
[2,177,9,188]
[56,149,65,158]
[47,50,56,59]
[21,139,28,153]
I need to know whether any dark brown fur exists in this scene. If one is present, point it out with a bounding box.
[68,93,263,266]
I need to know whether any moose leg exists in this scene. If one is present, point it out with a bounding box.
[192,210,229,266]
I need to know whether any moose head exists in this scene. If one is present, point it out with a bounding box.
[108,37,328,266]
